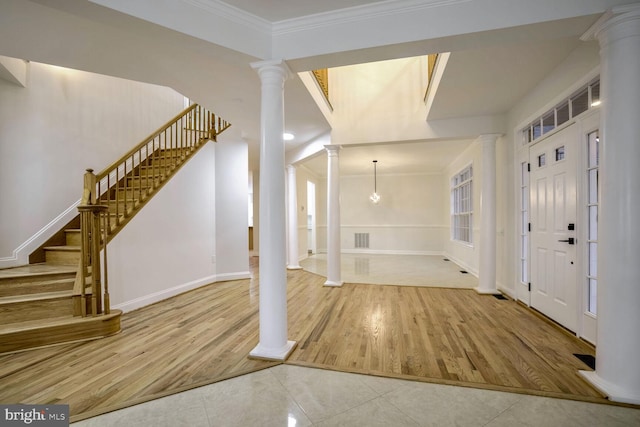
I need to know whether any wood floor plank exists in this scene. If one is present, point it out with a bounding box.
[0,258,611,422]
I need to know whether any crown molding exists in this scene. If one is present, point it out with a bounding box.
[182,0,272,34]
[581,3,640,41]
[272,0,471,36]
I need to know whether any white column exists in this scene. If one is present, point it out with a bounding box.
[325,145,343,287]
[579,5,640,404]
[287,164,302,270]
[476,134,500,295]
[249,59,296,361]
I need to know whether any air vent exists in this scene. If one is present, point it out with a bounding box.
[354,233,370,249]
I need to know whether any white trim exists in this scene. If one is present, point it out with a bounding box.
[183,0,272,33]
[323,280,344,287]
[272,0,470,35]
[112,274,217,313]
[215,271,251,281]
[0,199,80,268]
[112,271,250,313]
[425,52,450,119]
[497,284,516,300]
[250,340,297,361]
[299,71,333,115]
[442,252,478,278]
[579,371,640,405]
[515,67,600,138]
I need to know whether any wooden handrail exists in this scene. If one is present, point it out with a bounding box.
[74,104,230,317]
[95,105,199,181]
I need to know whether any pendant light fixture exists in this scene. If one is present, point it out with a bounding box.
[370,160,381,204]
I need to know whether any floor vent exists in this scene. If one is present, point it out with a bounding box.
[354,233,370,249]
[574,353,596,370]
[443,258,450,261]
[493,294,508,300]
[460,270,468,274]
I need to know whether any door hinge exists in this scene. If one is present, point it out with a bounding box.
[528,223,531,232]
[528,282,532,292]
[527,163,531,172]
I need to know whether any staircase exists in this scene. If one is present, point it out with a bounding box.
[0,104,230,354]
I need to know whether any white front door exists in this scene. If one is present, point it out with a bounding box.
[529,124,578,331]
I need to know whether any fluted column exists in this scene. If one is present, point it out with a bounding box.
[249,59,296,361]
[287,164,302,270]
[579,5,640,404]
[324,145,343,287]
[476,134,500,295]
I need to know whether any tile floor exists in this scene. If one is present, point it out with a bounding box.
[300,253,478,288]
[73,364,640,426]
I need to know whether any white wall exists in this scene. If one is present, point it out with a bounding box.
[314,171,446,254]
[0,60,184,263]
[108,142,216,311]
[330,56,428,145]
[342,173,446,254]
[215,137,250,279]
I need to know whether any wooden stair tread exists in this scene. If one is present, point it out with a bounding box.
[0,310,121,336]
[0,263,76,274]
[0,290,73,305]
[43,245,80,251]
[0,310,122,354]
[0,265,76,280]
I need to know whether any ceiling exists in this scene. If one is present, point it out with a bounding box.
[223,0,388,22]
[1,0,623,176]
[301,139,475,177]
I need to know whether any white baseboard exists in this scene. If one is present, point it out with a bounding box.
[0,200,80,269]
[113,274,218,313]
[442,252,479,277]
[497,283,516,299]
[216,271,251,281]
[113,270,254,313]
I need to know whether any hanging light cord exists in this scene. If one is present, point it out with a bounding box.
[373,160,377,193]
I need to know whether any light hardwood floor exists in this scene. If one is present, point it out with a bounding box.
[0,257,609,422]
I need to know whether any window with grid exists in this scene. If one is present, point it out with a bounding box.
[520,162,529,284]
[587,131,599,314]
[451,165,473,244]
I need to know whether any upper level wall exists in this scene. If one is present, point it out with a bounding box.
[0,60,184,259]
[329,56,505,146]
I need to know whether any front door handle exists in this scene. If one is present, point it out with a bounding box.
[558,237,575,245]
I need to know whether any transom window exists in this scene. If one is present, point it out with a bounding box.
[451,165,473,244]
[522,77,600,144]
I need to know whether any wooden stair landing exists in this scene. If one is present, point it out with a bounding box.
[0,264,121,354]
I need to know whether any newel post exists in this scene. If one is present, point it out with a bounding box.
[82,168,97,205]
